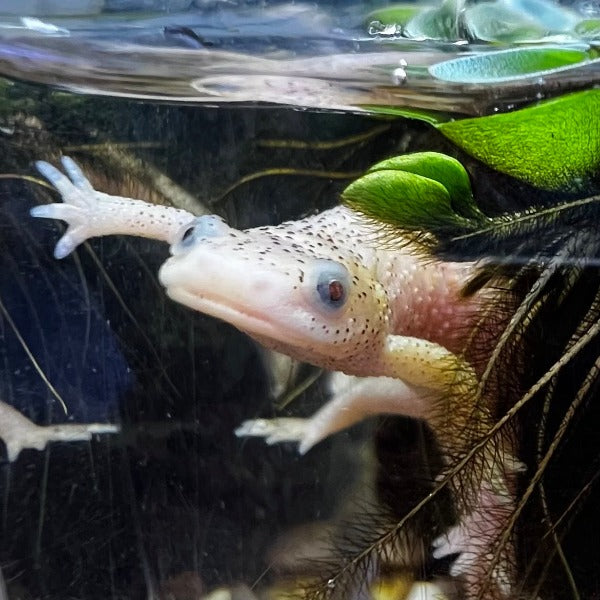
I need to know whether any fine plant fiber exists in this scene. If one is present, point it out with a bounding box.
[288,444,450,600]
[450,216,600,598]
[458,211,600,597]
[325,180,600,598]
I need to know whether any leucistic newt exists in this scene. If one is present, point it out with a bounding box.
[32,157,517,599]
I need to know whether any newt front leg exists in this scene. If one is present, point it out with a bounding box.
[33,158,194,257]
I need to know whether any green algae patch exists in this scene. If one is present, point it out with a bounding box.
[437,89,600,191]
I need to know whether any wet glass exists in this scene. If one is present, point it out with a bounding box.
[0,2,599,599]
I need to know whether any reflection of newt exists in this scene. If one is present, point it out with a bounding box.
[31,157,517,599]
[0,399,118,463]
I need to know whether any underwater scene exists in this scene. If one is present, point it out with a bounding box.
[0,1,599,599]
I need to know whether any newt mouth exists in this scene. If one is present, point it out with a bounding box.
[164,285,305,350]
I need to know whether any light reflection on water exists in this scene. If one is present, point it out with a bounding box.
[0,2,597,113]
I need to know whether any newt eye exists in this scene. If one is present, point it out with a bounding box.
[172,215,229,255]
[315,261,349,310]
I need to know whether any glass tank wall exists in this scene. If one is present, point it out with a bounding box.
[0,2,598,600]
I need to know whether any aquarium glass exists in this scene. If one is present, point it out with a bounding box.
[0,2,599,599]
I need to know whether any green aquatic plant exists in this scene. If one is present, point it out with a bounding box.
[575,18,600,39]
[463,0,579,41]
[403,0,463,41]
[342,151,488,239]
[367,87,600,193]
[365,4,423,30]
[428,47,590,83]
[372,0,584,42]
[342,149,600,260]
[341,148,600,598]
[437,89,600,192]
[463,1,547,42]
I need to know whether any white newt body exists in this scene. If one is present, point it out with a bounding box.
[30,157,516,599]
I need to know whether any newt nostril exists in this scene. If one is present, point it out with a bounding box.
[181,226,195,243]
[172,215,230,255]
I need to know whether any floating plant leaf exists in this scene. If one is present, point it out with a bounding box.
[361,105,450,127]
[504,0,579,32]
[464,1,546,42]
[575,18,600,39]
[341,151,600,270]
[437,89,600,191]
[365,152,483,220]
[404,0,579,42]
[365,4,423,28]
[343,170,460,232]
[429,46,589,83]
[404,0,463,40]
[362,51,600,198]
[341,152,486,235]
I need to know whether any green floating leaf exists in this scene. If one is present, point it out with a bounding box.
[365,151,483,220]
[429,46,588,83]
[404,0,463,41]
[343,171,457,231]
[361,105,450,127]
[437,89,600,191]
[365,4,423,28]
[464,2,546,42]
[341,152,485,236]
[575,19,600,39]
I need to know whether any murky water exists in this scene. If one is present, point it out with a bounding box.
[0,2,599,600]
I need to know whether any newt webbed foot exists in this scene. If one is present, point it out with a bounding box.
[32,157,101,259]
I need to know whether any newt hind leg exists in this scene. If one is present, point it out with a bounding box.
[236,372,425,454]
[237,339,518,599]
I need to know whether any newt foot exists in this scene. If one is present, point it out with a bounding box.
[432,481,514,598]
[235,418,313,453]
[32,157,103,258]
[32,157,192,257]
[0,400,119,462]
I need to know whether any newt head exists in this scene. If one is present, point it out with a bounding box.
[158,213,390,372]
